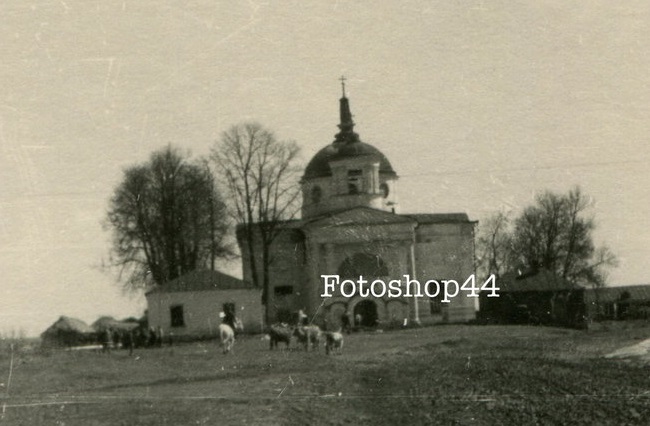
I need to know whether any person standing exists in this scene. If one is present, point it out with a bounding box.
[148,326,157,347]
[124,330,134,356]
[298,309,308,326]
[223,309,235,330]
[102,328,112,353]
[341,313,351,334]
[157,326,164,347]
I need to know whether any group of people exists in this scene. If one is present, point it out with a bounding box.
[296,308,363,334]
[97,306,365,357]
[100,326,169,355]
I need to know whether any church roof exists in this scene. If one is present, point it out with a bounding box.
[147,269,253,294]
[302,206,416,228]
[405,213,473,224]
[238,209,474,231]
[302,90,397,180]
[303,142,397,180]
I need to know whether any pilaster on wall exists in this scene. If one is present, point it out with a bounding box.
[407,239,421,325]
[313,242,337,321]
[306,239,322,319]
[323,243,336,274]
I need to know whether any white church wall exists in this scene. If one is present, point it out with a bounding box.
[414,222,477,323]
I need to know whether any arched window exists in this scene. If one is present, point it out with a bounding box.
[380,183,389,198]
[311,186,322,204]
[347,169,362,194]
[338,253,389,279]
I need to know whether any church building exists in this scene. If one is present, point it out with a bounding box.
[238,84,477,329]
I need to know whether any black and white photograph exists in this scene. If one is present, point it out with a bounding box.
[2,1,650,424]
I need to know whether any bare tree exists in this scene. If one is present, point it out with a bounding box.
[476,211,513,280]
[211,122,301,317]
[509,187,617,286]
[106,145,231,292]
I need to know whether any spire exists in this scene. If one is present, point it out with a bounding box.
[334,76,359,145]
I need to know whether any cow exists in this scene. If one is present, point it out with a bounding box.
[268,323,293,350]
[324,331,344,355]
[293,325,321,351]
[219,318,243,354]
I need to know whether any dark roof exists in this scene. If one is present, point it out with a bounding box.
[495,269,581,293]
[91,316,139,332]
[234,210,473,233]
[302,206,416,228]
[42,316,94,336]
[585,284,650,303]
[303,93,397,180]
[303,141,397,180]
[404,213,473,224]
[147,269,253,294]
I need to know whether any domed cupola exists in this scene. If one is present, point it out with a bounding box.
[301,79,399,219]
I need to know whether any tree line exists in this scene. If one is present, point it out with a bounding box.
[105,122,301,306]
[476,187,617,288]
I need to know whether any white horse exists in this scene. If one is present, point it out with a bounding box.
[219,318,243,354]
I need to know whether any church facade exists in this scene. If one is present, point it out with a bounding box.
[238,89,477,329]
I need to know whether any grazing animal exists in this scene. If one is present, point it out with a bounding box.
[293,325,321,351]
[324,331,344,355]
[268,323,293,350]
[219,318,243,354]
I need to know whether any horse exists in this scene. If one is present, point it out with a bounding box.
[219,318,243,354]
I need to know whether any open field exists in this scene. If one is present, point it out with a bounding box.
[1,324,650,425]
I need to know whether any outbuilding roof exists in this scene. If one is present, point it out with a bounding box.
[495,269,581,293]
[91,316,139,332]
[585,284,650,303]
[42,316,95,336]
[146,269,253,294]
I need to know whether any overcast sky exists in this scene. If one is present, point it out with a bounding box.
[2,1,649,336]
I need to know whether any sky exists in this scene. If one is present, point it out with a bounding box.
[1,1,649,336]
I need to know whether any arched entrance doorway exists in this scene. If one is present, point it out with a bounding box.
[353,300,378,328]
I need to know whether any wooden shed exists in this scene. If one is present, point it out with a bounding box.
[479,269,586,328]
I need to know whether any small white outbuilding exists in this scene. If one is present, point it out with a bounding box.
[145,269,263,339]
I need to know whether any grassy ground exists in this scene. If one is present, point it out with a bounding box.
[0,324,649,425]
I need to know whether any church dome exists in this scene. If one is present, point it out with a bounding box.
[302,89,397,180]
[303,142,397,180]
